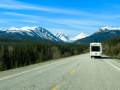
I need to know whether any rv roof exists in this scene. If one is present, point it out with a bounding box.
[90,42,101,45]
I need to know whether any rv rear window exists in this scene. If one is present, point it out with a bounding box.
[91,46,100,52]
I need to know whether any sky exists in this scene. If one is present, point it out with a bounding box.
[0,0,120,37]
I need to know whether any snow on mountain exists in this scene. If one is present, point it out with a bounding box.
[55,32,88,42]
[71,33,88,41]
[54,32,71,42]
[0,26,88,43]
[96,26,120,33]
[73,26,120,44]
[0,26,62,42]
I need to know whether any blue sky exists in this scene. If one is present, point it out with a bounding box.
[0,0,120,37]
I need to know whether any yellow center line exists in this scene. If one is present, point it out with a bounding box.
[70,68,76,74]
[79,59,86,65]
[71,59,86,74]
[79,62,83,65]
[52,84,60,90]
[52,59,86,90]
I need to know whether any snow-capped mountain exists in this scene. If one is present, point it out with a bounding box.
[55,32,71,42]
[0,26,62,42]
[71,33,88,41]
[96,26,120,33]
[75,26,120,44]
[55,32,88,42]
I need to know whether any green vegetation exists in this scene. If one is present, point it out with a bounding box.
[102,36,120,59]
[0,38,88,71]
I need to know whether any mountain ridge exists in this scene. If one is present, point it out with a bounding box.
[1,26,119,44]
[75,26,120,44]
[0,26,88,43]
[0,26,63,42]
[55,32,88,42]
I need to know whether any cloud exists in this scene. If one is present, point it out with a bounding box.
[2,12,48,22]
[2,0,120,20]
[3,12,120,31]
[0,19,9,23]
[0,0,94,16]
[21,20,38,23]
[46,18,117,29]
[3,12,38,18]
[101,14,120,19]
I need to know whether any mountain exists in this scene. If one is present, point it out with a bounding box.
[96,26,120,33]
[54,32,71,42]
[55,32,88,42]
[71,33,88,41]
[75,26,120,44]
[0,26,62,42]
[3,26,119,44]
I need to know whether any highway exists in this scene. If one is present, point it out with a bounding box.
[0,53,120,90]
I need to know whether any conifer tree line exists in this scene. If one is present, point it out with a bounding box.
[102,36,120,58]
[0,44,88,71]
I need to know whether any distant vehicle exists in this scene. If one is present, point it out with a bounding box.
[90,42,102,58]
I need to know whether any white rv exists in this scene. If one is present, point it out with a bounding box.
[90,42,102,58]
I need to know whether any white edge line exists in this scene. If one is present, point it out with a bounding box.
[0,58,69,81]
[104,59,120,71]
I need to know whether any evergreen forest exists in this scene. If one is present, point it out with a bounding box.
[102,36,120,59]
[0,40,88,71]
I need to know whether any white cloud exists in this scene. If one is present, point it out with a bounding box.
[3,12,38,18]
[0,19,9,23]
[0,0,94,16]
[46,18,118,29]
[3,12,120,34]
[102,14,120,19]
[1,0,120,20]
[21,20,38,23]
[2,12,48,23]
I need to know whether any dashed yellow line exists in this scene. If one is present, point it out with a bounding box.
[52,84,60,90]
[70,59,86,74]
[79,62,82,65]
[52,59,86,90]
[70,68,76,74]
[79,59,86,65]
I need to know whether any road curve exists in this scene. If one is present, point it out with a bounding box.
[0,53,120,90]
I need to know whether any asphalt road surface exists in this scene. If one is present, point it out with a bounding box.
[0,53,120,90]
